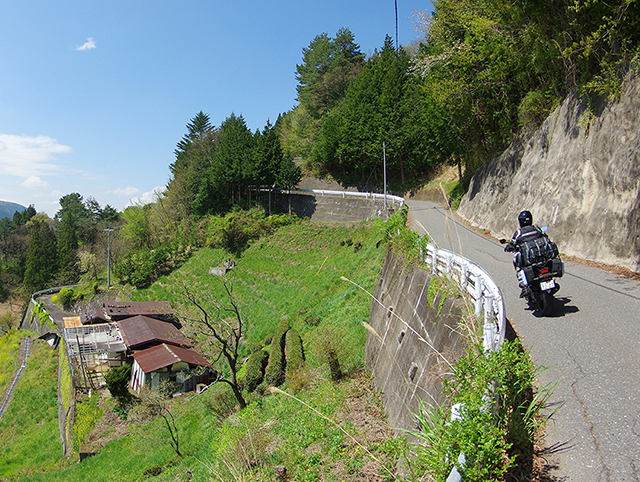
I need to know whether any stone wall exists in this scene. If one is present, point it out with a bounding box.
[457,70,640,272]
[365,253,466,436]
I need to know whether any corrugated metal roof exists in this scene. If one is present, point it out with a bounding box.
[104,301,174,319]
[81,309,111,325]
[117,315,189,349]
[132,343,211,373]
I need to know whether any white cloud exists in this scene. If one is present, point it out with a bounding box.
[76,38,96,51]
[0,134,72,178]
[22,176,49,189]
[124,186,166,208]
[111,186,140,197]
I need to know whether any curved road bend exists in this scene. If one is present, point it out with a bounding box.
[406,200,640,482]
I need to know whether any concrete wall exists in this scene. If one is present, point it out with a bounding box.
[457,70,640,272]
[365,253,466,435]
[271,192,399,223]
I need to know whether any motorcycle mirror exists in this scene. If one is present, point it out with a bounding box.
[499,238,508,244]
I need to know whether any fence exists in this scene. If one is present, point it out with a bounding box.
[423,243,506,482]
[423,243,505,353]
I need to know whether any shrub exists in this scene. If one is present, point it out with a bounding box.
[310,325,350,382]
[204,207,297,252]
[265,319,289,386]
[412,339,555,481]
[115,243,193,288]
[56,287,76,308]
[285,329,305,377]
[104,364,134,408]
[244,349,269,392]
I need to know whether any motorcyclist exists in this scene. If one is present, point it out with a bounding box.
[504,210,547,297]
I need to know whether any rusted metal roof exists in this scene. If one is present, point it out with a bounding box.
[104,301,174,320]
[117,315,189,349]
[81,309,111,325]
[132,343,211,373]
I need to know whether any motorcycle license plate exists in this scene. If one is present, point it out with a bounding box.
[540,279,555,291]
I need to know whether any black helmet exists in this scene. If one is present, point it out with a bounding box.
[518,210,533,228]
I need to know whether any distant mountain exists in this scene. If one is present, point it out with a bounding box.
[0,200,27,221]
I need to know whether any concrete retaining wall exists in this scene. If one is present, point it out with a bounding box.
[270,192,398,223]
[365,253,466,435]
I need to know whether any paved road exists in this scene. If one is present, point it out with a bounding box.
[407,200,640,482]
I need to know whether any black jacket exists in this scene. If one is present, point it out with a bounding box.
[504,225,545,252]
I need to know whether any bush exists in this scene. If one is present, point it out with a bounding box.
[285,329,305,377]
[412,339,554,481]
[310,325,350,382]
[115,243,193,288]
[104,364,134,408]
[265,319,289,387]
[244,349,269,392]
[56,287,76,308]
[204,207,297,252]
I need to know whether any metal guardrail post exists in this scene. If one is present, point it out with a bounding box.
[475,273,483,318]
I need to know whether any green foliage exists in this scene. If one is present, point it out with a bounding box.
[56,287,76,308]
[285,328,305,377]
[243,349,269,393]
[74,397,103,448]
[31,301,56,329]
[413,339,555,481]
[104,364,134,408]
[115,243,193,288]
[204,207,298,252]
[384,206,429,263]
[24,219,58,292]
[265,319,289,387]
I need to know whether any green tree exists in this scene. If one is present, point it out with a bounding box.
[57,212,80,284]
[24,219,58,292]
[167,112,219,217]
[104,364,134,408]
[313,36,419,187]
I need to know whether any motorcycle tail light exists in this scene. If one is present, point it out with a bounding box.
[540,269,550,274]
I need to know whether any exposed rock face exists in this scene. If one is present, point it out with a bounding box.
[457,71,640,272]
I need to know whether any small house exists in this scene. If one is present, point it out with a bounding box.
[129,343,213,393]
[117,315,190,352]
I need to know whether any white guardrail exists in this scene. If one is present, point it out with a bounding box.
[423,243,505,353]
[260,187,406,208]
[423,243,506,482]
[295,188,406,207]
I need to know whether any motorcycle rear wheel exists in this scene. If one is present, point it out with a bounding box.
[541,291,554,316]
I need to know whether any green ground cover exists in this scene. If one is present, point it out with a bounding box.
[0,337,62,479]
[3,218,404,482]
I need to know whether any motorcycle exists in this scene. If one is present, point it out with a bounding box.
[500,227,564,316]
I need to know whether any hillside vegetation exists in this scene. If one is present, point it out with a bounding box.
[1,218,409,482]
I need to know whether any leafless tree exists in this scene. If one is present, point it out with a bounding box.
[130,384,182,456]
[175,273,247,409]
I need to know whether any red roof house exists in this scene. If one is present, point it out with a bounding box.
[130,343,212,393]
[117,315,190,351]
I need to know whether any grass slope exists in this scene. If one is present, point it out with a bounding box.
[3,218,406,482]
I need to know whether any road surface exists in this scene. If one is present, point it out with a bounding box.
[407,200,640,482]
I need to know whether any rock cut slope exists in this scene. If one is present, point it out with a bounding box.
[458,70,640,272]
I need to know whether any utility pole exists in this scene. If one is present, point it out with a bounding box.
[383,141,387,212]
[104,228,114,287]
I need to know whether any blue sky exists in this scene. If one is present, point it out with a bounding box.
[0,1,428,217]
